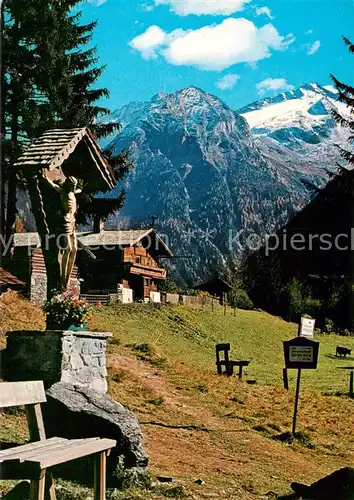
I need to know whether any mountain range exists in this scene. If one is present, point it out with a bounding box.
[100,82,348,285]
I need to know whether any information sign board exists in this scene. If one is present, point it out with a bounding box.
[284,337,319,369]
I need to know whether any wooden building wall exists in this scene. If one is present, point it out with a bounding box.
[123,246,158,268]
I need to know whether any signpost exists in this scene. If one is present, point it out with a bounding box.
[283,325,319,435]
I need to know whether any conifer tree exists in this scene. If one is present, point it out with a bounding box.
[330,37,354,167]
[29,0,130,224]
[1,0,130,253]
[330,37,354,328]
[1,0,38,245]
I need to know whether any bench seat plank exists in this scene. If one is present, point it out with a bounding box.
[26,438,117,469]
[18,438,101,463]
[10,439,92,463]
[0,438,67,462]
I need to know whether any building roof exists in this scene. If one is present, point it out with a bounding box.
[13,228,173,257]
[194,277,232,294]
[13,127,116,191]
[13,233,41,248]
[78,228,173,257]
[0,268,25,288]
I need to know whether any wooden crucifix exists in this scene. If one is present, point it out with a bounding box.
[14,128,116,298]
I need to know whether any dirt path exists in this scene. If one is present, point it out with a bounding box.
[107,353,353,498]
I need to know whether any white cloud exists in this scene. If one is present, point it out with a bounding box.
[130,18,295,71]
[216,74,240,90]
[142,3,155,11]
[88,0,106,6]
[129,25,167,59]
[256,6,274,19]
[154,0,251,16]
[306,29,313,35]
[257,77,294,94]
[307,40,321,56]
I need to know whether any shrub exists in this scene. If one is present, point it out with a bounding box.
[235,289,254,310]
[323,318,334,334]
[115,456,153,490]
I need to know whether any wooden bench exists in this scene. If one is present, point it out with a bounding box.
[215,343,250,379]
[0,381,116,500]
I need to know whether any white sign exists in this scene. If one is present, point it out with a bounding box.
[300,316,315,338]
[289,346,314,363]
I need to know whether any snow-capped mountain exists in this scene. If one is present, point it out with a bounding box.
[17,83,346,284]
[101,83,347,284]
[240,82,348,155]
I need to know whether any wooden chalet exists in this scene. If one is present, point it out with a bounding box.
[77,226,173,301]
[11,226,172,304]
[12,233,79,306]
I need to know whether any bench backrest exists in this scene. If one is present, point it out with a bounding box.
[216,343,231,364]
[0,381,47,409]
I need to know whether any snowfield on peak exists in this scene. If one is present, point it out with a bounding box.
[240,83,344,132]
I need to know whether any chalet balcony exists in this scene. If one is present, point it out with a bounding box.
[129,262,167,280]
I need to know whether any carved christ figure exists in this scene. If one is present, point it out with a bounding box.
[42,172,82,289]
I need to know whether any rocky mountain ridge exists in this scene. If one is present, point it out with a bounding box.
[102,83,347,284]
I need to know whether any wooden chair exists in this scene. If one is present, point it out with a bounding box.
[215,343,250,379]
[0,381,116,500]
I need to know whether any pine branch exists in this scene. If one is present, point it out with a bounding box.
[330,74,354,98]
[331,108,353,128]
[343,36,354,53]
[337,146,354,165]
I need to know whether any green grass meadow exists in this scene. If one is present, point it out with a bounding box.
[90,303,354,395]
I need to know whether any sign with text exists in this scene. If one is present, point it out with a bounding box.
[299,316,315,338]
[290,346,313,363]
[284,337,319,369]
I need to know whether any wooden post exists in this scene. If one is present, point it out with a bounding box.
[94,451,106,500]
[283,368,289,390]
[350,371,354,397]
[224,293,227,316]
[30,469,46,500]
[234,306,236,317]
[292,368,302,435]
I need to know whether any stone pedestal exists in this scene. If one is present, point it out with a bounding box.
[2,329,149,474]
[3,330,111,393]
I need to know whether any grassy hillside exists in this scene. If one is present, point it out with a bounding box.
[0,291,45,348]
[91,303,354,497]
[91,302,354,394]
[1,300,354,499]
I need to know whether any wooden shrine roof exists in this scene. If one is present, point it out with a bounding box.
[0,268,25,288]
[14,128,115,190]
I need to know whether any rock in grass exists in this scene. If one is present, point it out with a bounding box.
[44,382,148,483]
[291,467,354,499]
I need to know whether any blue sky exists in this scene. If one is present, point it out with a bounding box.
[81,0,354,113]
